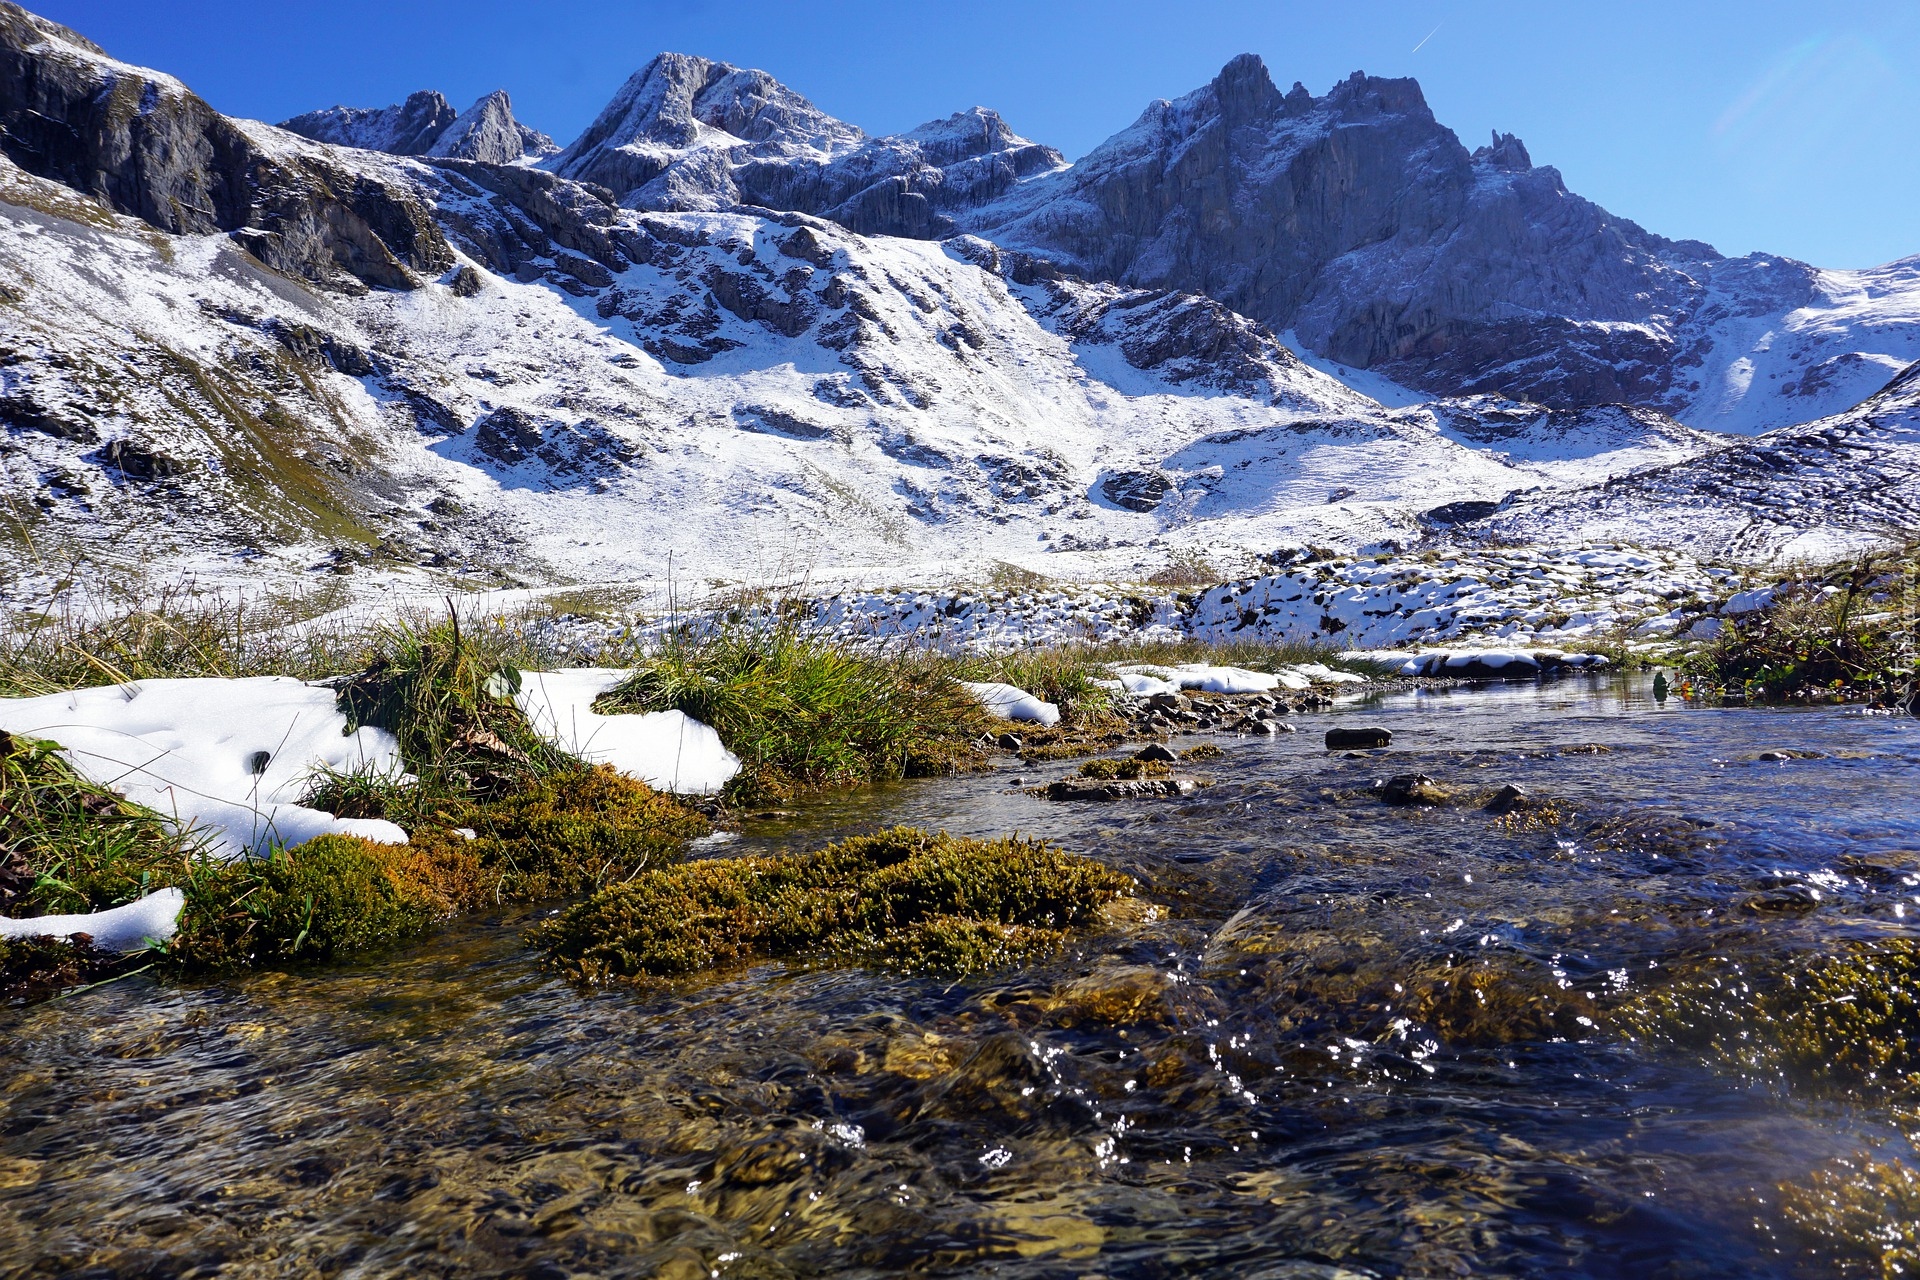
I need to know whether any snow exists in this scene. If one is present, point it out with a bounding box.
[0,677,407,859]
[513,668,739,794]
[0,888,185,953]
[1111,663,1282,694]
[962,681,1060,726]
[1375,650,1613,678]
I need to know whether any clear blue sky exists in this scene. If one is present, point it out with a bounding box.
[35,0,1920,268]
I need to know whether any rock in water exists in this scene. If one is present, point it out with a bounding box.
[1326,727,1392,750]
[1377,773,1451,805]
[1134,743,1179,764]
[1483,783,1531,815]
[1045,778,1197,802]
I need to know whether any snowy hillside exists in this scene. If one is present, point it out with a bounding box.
[0,2,1915,612]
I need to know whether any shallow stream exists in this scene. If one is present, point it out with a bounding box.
[4,676,1918,1278]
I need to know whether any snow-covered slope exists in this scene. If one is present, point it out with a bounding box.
[1473,361,1920,560]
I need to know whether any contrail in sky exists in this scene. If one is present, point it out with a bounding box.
[1412,22,1443,53]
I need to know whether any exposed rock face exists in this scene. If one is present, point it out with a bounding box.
[961,55,1733,411]
[547,53,1064,238]
[285,88,557,164]
[428,91,558,163]
[0,2,450,291]
[281,90,458,154]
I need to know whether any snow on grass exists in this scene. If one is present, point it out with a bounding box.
[0,677,406,858]
[514,668,740,795]
[0,888,184,951]
[962,681,1060,726]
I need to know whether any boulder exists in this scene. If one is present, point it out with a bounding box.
[1326,726,1392,750]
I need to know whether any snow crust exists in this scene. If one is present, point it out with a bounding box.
[0,678,407,858]
[513,668,739,794]
[961,682,1060,726]
[0,888,185,952]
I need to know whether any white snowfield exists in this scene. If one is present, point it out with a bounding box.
[513,668,740,794]
[0,888,185,952]
[0,677,408,859]
[962,682,1061,726]
[1376,650,1613,678]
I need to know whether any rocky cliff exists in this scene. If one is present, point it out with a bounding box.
[0,3,450,292]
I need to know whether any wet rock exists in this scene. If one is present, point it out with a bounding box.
[994,732,1023,751]
[1045,778,1197,802]
[1134,743,1178,764]
[1325,726,1391,750]
[1756,749,1826,762]
[1375,773,1452,805]
[1482,783,1531,815]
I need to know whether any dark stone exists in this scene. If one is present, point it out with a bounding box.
[1376,773,1451,805]
[1134,743,1178,764]
[1099,469,1175,512]
[0,393,96,443]
[447,265,485,297]
[995,732,1023,751]
[1422,499,1504,526]
[98,438,182,479]
[1325,726,1392,750]
[1483,783,1531,815]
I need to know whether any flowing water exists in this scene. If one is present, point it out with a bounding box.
[4,676,1919,1278]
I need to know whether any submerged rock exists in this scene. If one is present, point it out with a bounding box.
[1375,773,1452,806]
[1326,726,1392,750]
[1045,777,1197,801]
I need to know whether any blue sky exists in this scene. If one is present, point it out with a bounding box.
[37,1,1920,268]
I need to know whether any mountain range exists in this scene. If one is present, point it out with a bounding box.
[0,1,1914,605]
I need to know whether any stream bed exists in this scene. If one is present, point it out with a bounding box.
[4,676,1918,1278]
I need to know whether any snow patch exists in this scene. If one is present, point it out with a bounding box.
[0,888,185,953]
[0,678,407,858]
[513,668,740,794]
[962,681,1060,726]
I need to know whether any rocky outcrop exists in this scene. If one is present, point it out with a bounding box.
[281,90,458,154]
[0,3,450,291]
[285,88,557,164]
[547,53,1064,238]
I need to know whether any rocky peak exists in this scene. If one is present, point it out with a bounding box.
[1322,70,1432,119]
[1209,52,1284,119]
[550,52,864,201]
[427,90,558,164]
[902,107,1037,166]
[281,89,457,155]
[1472,131,1532,172]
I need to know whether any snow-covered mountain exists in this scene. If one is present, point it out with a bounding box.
[516,49,1920,436]
[0,2,1914,608]
[283,90,557,165]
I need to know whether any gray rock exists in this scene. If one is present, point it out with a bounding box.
[281,90,457,154]
[1134,743,1178,763]
[1483,783,1531,815]
[1376,773,1451,805]
[995,732,1024,751]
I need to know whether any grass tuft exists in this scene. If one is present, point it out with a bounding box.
[597,626,996,801]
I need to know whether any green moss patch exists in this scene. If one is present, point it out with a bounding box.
[532,826,1135,983]
[1076,757,1172,781]
[1778,1152,1920,1278]
[1624,939,1920,1100]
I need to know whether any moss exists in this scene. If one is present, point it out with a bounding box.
[1180,743,1224,761]
[1624,940,1920,1100]
[168,833,485,971]
[533,826,1134,984]
[1076,757,1172,781]
[0,934,125,1001]
[1777,1153,1920,1278]
[435,765,707,900]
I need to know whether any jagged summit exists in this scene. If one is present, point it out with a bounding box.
[282,89,555,164]
[543,51,1064,238]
